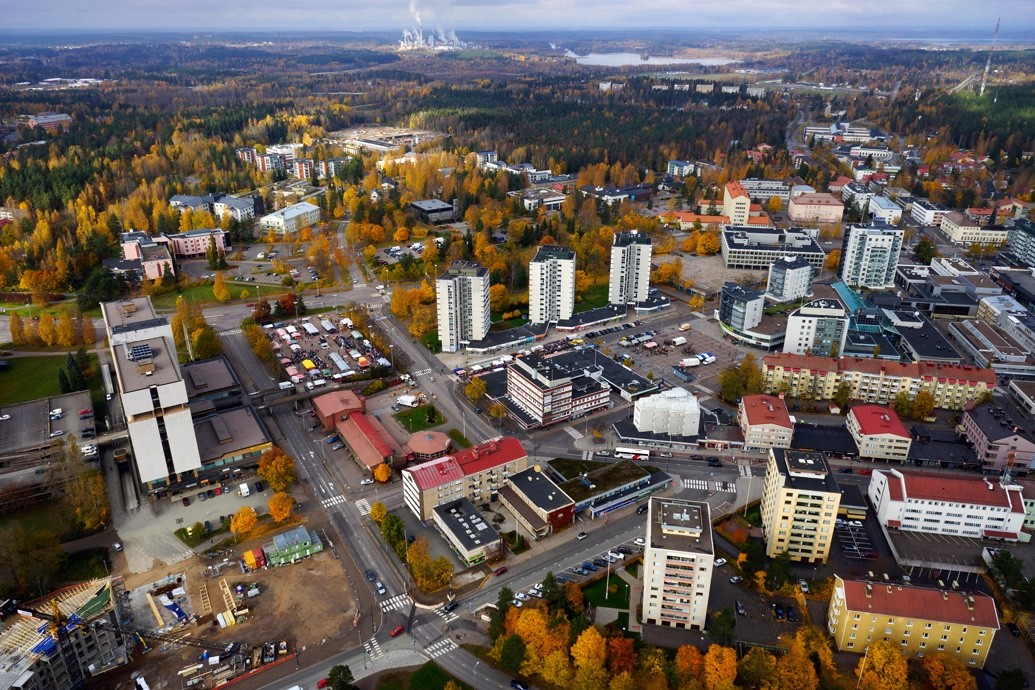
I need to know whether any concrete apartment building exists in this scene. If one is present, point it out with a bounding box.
[762,353,997,411]
[788,193,845,224]
[163,228,229,260]
[719,282,764,337]
[867,194,903,224]
[720,226,826,271]
[782,298,849,356]
[528,245,576,325]
[760,448,842,562]
[960,404,1035,472]
[840,223,904,289]
[911,198,950,226]
[117,231,175,280]
[846,405,912,462]
[432,498,503,566]
[633,387,701,437]
[868,468,1025,541]
[502,353,610,429]
[827,576,999,668]
[608,230,653,305]
[101,297,202,491]
[722,181,752,225]
[766,255,814,302]
[641,498,714,630]
[402,436,528,521]
[258,201,321,234]
[1007,219,1035,268]
[739,394,793,451]
[436,261,490,353]
[737,178,791,202]
[940,211,1008,246]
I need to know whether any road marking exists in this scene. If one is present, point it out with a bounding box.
[364,637,383,659]
[355,498,372,516]
[738,464,754,478]
[426,638,457,658]
[683,478,710,490]
[563,426,583,440]
[219,328,243,336]
[322,495,347,508]
[380,593,412,612]
[412,368,432,378]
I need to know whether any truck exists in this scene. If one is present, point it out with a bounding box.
[239,483,251,497]
[698,352,717,365]
[396,394,419,408]
[678,323,691,331]
[670,336,687,347]
[679,357,701,368]
[278,381,294,390]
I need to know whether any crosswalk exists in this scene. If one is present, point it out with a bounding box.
[364,637,383,660]
[682,478,738,494]
[380,593,411,613]
[563,426,583,440]
[738,464,754,478]
[426,638,457,659]
[355,498,372,516]
[321,495,347,508]
[684,478,711,491]
[433,606,459,623]
[412,368,432,378]
[219,328,243,336]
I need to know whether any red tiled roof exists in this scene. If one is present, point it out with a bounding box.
[405,436,527,491]
[336,413,393,469]
[745,215,774,226]
[879,469,1025,511]
[840,578,999,629]
[984,529,1018,539]
[850,405,910,439]
[763,353,997,387]
[740,394,792,429]
[725,180,749,199]
[407,430,451,455]
[406,456,464,490]
[313,390,364,418]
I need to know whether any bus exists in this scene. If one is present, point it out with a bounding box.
[615,446,651,460]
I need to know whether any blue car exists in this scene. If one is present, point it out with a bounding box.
[583,561,598,572]
[326,435,340,445]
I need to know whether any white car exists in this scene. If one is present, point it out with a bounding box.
[634,537,645,547]
[49,430,64,438]
[514,592,530,601]
[528,589,542,598]
[849,520,863,528]
[360,478,374,486]
[799,579,810,594]
[512,599,523,608]
[0,414,10,421]
[714,558,727,567]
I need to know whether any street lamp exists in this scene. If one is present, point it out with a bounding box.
[389,344,394,369]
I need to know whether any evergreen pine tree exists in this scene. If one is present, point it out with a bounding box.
[57,369,71,393]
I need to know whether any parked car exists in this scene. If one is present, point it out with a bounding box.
[593,558,607,568]
[375,581,386,595]
[616,546,632,555]
[799,579,810,594]
[199,492,207,502]
[389,625,405,637]
[787,608,799,623]
[514,592,530,602]
[493,566,508,576]
[577,532,588,540]
[634,537,645,546]
[735,600,746,616]
[636,504,649,515]
[318,679,329,689]
[361,478,375,486]
[1008,622,1022,637]
[112,542,123,552]
[583,561,598,572]
[714,558,727,567]
[773,604,785,620]
[331,443,345,451]
[729,575,744,584]
[511,681,529,690]
[255,481,265,492]
[181,497,191,507]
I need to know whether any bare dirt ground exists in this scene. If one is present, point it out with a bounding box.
[92,518,353,690]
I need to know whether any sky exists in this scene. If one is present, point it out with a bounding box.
[2,0,1030,35]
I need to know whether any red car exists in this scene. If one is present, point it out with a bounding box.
[493,566,508,576]
[317,679,329,689]
[389,625,405,637]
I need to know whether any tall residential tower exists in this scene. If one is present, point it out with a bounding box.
[436,261,490,352]
[609,231,652,305]
[528,246,576,325]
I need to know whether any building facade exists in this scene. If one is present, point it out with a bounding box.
[432,498,503,566]
[840,223,904,289]
[739,394,794,451]
[528,245,576,325]
[642,498,714,630]
[782,298,849,356]
[960,404,1035,472]
[503,354,610,429]
[436,261,490,353]
[911,199,950,226]
[760,448,842,562]
[258,201,321,234]
[738,178,791,202]
[869,469,1026,544]
[718,283,764,334]
[609,231,653,305]
[788,193,845,224]
[721,227,826,271]
[1007,219,1035,268]
[846,405,912,462]
[867,194,903,224]
[722,181,751,225]
[766,255,814,303]
[827,576,999,668]
[633,387,701,437]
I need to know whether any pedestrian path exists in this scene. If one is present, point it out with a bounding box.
[363,637,383,660]
[738,464,754,478]
[425,638,457,659]
[683,478,711,491]
[412,368,432,378]
[355,498,372,516]
[219,328,243,336]
[380,593,411,613]
[563,426,583,440]
[432,607,459,623]
[322,495,347,508]
[682,478,737,494]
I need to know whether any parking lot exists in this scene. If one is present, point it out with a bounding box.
[836,518,878,560]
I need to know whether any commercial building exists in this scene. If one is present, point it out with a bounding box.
[498,466,575,539]
[528,245,576,325]
[866,194,903,224]
[502,353,610,429]
[941,212,1008,246]
[788,193,845,224]
[410,199,456,224]
[1008,380,1035,418]
[959,404,1035,472]
[641,498,714,630]
[633,387,701,437]
[846,405,911,462]
[336,410,403,471]
[737,178,791,202]
[718,283,764,336]
[1006,219,1035,268]
[402,437,529,521]
[766,255,814,303]
[738,394,793,451]
[947,319,1032,378]
[27,112,73,132]
[722,181,751,225]
[117,231,174,281]
[760,448,842,562]
[258,201,321,235]
[762,353,997,411]
[608,231,652,305]
[721,226,826,271]
[0,578,129,690]
[782,298,849,356]
[193,406,272,472]
[868,468,1026,541]
[162,228,229,260]
[436,261,491,353]
[840,223,904,289]
[101,298,202,491]
[911,198,950,226]
[432,498,503,566]
[827,576,999,668]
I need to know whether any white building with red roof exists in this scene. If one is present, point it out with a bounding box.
[846,405,912,462]
[738,394,793,451]
[402,436,528,520]
[868,468,1026,541]
[828,575,999,668]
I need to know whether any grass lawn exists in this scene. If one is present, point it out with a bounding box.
[149,282,260,310]
[574,282,610,313]
[0,354,99,407]
[376,661,473,690]
[447,429,472,448]
[583,574,630,609]
[394,404,445,433]
[58,547,111,582]
[0,499,79,541]
[549,457,608,480]
[175,519,230,548]
[489,314,529,332]
[419,331,440,353]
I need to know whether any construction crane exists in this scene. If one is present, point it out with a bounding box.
[979,17,1001,98]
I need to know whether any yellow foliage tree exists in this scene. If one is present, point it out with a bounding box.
[688,294,705,310]
[37,313,56,346]
[368,500,387,524]
[56,309,77,347]
[465,378,487,401]
[79,315,96,345]
[703,644,738,690]
[767,196,783,213]
[393,226,410,243]
[213,272,231,303]
[920,652,977,690]
[856,640,909,690]
[696,231,721,255]
[570,625,607,671]
[489,283,510,313]
[230,506,258,540]
[373,463,392,483]
[257,446,297,492]
[408,304,438,339]
[9,313,25,345]
[674,644,704,684]
[268,492,295,522]
[540,649,573,689]
[774,639,818,690]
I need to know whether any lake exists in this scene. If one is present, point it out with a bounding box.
[565,51,739,67]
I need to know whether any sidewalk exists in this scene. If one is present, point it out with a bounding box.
[615,567,643,634]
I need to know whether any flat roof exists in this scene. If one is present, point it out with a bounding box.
[741,394,792,429]
[101,298,162,334]
[411,199,454,212]
[613,230,651,247]
[433,497,501,551]
[532,245,575,262]
[112,336,182,392]
[771,448,840,494]
[837,576,998,629]
[648,497,713,555]
[895,316,963,361]
[508,466,574,512]
[182,357,239,398]
[0,390,93,456]
[194,407,270,463]
[791,424,859,455]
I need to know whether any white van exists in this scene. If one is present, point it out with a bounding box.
[238,483,251,497]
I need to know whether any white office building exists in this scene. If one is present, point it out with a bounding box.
[911,198,950,226]
[867,195,903,224]
[783,298,850,356]
[609,231,652,305]
[642,498,714,630]
[528,246,576,325]
[633,387,701,437]
[766,255,814,302]
[840,222,904,289]
[258,201,321,234]
[101,298,201,489]
[436,261,490,353]
[738,178,791,202]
